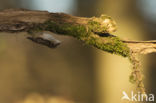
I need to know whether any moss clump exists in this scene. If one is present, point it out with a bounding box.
[129,74,137,84]
[44,21,89,39]
[85,35,130,57]
[88,20,107,33]
[27,19,130,57]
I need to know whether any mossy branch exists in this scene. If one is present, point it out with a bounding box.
[0,8,156,93]
[0,9,156,57]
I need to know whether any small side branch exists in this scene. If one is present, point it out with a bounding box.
[123,40,156,54]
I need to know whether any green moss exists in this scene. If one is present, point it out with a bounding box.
[129,74,136,84]
[44,21,89,39]
[88,20,107,33]
[85,36,130,57]
[27,20,130,57]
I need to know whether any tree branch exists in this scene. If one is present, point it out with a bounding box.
[123,40,156,54]
[0,9,156,57]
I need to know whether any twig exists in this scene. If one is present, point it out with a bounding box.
[123,40,156,54]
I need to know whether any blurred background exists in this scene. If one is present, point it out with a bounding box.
[0,0,156,103]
